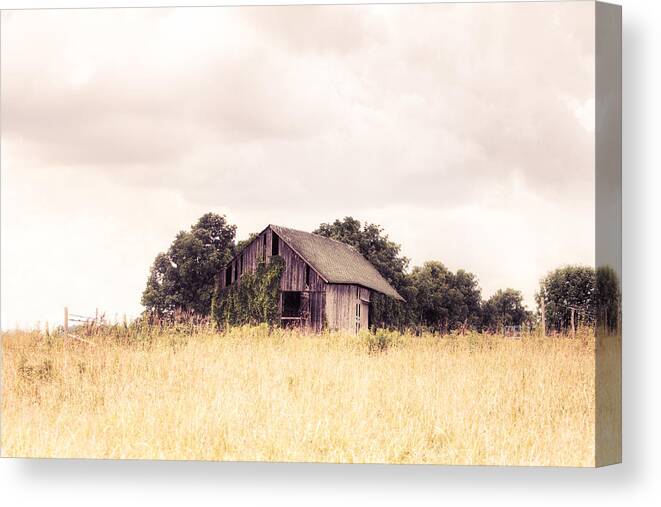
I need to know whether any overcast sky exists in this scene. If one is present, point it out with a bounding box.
[1,2,595,329]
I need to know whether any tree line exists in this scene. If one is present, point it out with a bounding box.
[142,213,620,334]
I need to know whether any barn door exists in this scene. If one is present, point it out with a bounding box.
[361,302,369,331]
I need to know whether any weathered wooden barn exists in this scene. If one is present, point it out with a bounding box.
[219,224,404,333]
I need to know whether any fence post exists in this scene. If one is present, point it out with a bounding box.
[64,306,69,333]
[541,298,546,337]
[570,307,576,338]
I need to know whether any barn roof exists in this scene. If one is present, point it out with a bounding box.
[269,224,404,301]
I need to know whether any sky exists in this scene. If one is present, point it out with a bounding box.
[0,2,596,330]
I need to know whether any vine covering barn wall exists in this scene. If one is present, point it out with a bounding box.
[212,256,285,327]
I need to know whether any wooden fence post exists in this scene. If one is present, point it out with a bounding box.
[570,307,576,338]
[541,298,546,337]
[64,306,69,333]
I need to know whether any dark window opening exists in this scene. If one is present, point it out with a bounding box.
[282,291,301,318]
[272,234,280,256]
[262,235,267,261]
[225,267,232,286]
[305,265,311,286]
[240,254,244,275]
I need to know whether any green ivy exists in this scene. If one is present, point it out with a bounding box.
[212,256,285,328]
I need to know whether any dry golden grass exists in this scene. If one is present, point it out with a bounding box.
[1,325,614,466]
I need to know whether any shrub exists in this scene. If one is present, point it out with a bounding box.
[365,329,396,354]
[18,358,54,383]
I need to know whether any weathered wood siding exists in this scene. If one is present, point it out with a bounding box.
[325,284,371,333]
[221,226,327,332]
[219,230,265,289]
[221,228,325,290]
[276,238,326,292]
[308,291,326,333]
[360,287,370,331]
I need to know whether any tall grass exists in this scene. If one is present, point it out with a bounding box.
[1,325,614,466]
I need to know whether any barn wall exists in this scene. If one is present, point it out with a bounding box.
[325,284,371,334]
[222,228,325,290]
[308,291,326,333]
[275,234,325,332]
[276,239,325,292]
[219,231,265,289]
[221,226,327,332]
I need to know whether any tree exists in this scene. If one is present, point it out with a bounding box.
[314,217,411,328]
[481,289,529,332]
[142,213,236,317]
[451,269,483,330]
[536,265,596,333]
[408,261,482,333]
[595,266,621,333]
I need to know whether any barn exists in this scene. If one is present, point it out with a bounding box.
[219,224,404,333]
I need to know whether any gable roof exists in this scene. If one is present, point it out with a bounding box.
[269,224,404,301]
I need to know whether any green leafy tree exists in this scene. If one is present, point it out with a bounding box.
[481,289,530,332]
[451,269,483,330]
[142,213,236,317]
[595,266,621,332]
[409,261,482,333]
[536,265,596,332]
[314,217,412,329]
[409,261,452,331]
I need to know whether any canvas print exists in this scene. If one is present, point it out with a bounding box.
[0,1,621,466]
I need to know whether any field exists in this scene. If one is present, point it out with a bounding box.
[1,325,617,466]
